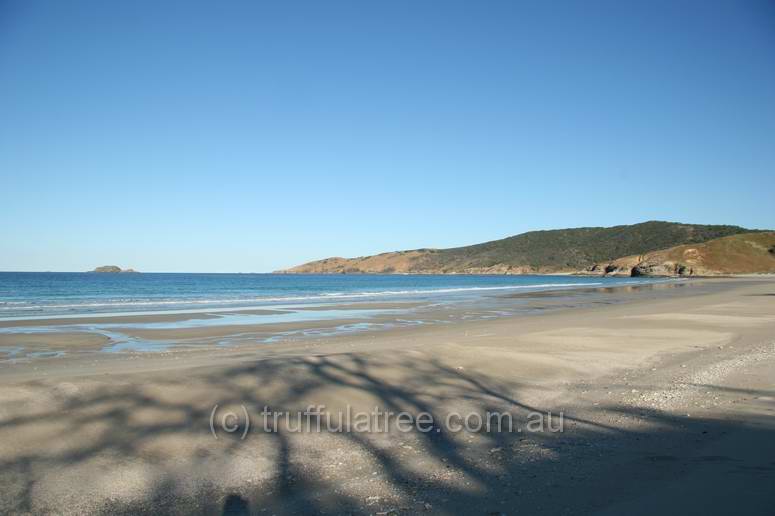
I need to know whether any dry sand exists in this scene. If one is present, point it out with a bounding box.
[0,278,773,515]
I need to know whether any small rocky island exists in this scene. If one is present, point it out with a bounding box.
[91,265,138,273]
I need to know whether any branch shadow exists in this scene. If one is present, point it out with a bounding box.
[1,350,773,515]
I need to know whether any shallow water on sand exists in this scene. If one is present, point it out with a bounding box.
[0,274,689,361]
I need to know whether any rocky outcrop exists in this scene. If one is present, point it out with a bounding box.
[91,266,138,273]
[630,262,690,277]
[585,232,775,277]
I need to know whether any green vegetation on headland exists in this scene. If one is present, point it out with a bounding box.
[280,221,775,277]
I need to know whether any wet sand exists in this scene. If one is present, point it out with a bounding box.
[0,332,110,353]
[0,309,285,328]
[0,278,774,514]
[0,280,712,358]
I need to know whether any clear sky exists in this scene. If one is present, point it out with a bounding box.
[1,1,773,272]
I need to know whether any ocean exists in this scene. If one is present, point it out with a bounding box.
[0,272,668,320]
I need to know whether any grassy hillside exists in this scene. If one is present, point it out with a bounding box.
[282,221,761,274]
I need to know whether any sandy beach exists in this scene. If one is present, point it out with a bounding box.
[4,1,773,513]
[0,278,773,515]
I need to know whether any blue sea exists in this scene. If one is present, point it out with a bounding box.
[0,272,667,320]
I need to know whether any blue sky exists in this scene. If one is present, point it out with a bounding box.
[1,1,773,272]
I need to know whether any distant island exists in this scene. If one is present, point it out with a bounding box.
[91,265,138,273]
[278,221,775,277]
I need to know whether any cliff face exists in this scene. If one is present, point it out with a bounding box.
[279,222,766,275]
[584,232,775,277]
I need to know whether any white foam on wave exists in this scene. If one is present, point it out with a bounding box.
[0,282,610,312]
[2,278,685,320]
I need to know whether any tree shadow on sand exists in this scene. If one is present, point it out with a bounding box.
[1,351,774,515]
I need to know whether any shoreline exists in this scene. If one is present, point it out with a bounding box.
[5,273,767,324]
[0,277,694,327]
[0,273,650,322]
[0,279,708,363]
